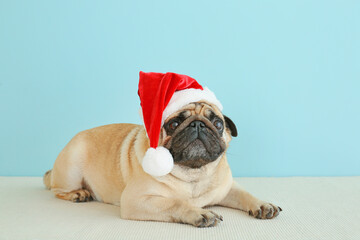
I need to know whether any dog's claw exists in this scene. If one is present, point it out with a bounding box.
[249,203,281,219]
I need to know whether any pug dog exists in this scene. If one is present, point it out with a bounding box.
[43,101,281,227]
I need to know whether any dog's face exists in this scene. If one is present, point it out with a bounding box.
[161,102,237,168]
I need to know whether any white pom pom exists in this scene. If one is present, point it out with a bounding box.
[141,147,174,177]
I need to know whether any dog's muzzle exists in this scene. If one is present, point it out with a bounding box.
[169,119,226,168]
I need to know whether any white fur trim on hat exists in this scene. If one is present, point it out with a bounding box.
[162,87,223,124]
[141,146,174,177]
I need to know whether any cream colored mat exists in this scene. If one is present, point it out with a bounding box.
[1,177,359,240]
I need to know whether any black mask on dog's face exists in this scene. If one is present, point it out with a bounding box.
[163,102,237,169]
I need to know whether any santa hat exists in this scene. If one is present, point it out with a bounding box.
[138,71,223,177]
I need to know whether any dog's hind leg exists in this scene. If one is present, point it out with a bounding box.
[55,188,92,202]
[44,133,93,202]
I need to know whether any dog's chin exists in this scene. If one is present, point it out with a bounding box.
[171,139,223,169]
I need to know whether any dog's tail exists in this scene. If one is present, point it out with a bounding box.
[43,170,52,190]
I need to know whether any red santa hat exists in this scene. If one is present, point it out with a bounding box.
[138,71,223,177]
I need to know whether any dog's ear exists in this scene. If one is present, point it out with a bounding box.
[223,115,238,137]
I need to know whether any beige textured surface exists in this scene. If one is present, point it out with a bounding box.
[0,176,359,240]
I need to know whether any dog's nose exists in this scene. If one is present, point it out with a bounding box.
[190,120,205,130]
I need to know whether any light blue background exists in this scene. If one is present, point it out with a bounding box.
[1,0,359,177]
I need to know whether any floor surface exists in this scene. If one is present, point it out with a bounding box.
[1,176,359,240]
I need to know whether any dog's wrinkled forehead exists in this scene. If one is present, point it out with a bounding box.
[166,102,223,122]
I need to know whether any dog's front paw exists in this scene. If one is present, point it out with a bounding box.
[184,209,223,228]
[248,203,282,219]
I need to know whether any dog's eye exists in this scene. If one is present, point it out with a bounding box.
[214,120,223,130]
[169,121,179,130]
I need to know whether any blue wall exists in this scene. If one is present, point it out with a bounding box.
[1,0,359,177]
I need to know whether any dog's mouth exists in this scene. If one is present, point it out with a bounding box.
[168,124,226,168]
